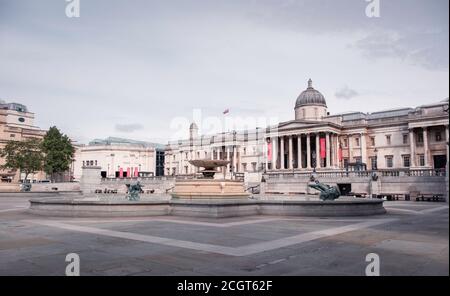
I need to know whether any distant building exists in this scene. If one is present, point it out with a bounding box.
[165,80,449,182]
[72,137,165,180]
[0,100,46,183]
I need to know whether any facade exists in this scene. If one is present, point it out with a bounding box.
[72,137,165,181]
[0,100,46,183]
[165,80,449,181]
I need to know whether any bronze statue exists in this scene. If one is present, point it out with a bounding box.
[126,181,143,201]
[308,180,341,201]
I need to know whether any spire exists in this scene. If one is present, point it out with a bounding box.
[307,78,313,89]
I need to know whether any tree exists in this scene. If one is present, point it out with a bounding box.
[41,126,75,182]
[0,138,44,182]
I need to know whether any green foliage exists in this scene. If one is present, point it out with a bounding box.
[0,138,44,180]
[41,126,75,181]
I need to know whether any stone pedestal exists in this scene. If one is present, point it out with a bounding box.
[80,166,102,194]
[171,179,250,199]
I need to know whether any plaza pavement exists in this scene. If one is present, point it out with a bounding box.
[0,196,448,276]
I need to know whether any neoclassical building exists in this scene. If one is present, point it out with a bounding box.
[0,101,46,185]
[165,80,449,181]
[72,137,166,181]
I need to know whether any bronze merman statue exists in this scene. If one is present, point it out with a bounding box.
[126,181,143,201]
[308,180,341,201]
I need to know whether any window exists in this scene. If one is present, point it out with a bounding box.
[252,162,257,172]
[402,155,410,167]
[243,148,247,155]
[18,117,25,123]
[10,134,15,137]
[355,138,360,147]
[370,137,375,146]
[343,158,349,168]
[354,157,362,164]
[369,157,377,170]
[95,160,97,166]
[403,134,408,144]
[417,133,423,143]
[385,156,393,168]
[185,152,188,158]
[90,160,94,166]
[386,135,391,145]
[435,132,442,142]
[82,161,85,166]
[418,154,425,166]
[343,139,348,148]
[242,163,247,171]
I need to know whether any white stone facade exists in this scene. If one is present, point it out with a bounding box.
[72,137,164,181]
[165,80,449,178]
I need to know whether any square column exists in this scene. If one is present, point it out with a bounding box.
[361,133,367,165]
[288,136,293,169]
[306,134,311,169]
[264,140,269,171]
[297,135,302,169]
[233,146,237,175]
[423,128,429,167]
[280,137,285,170]
[348,134,352,163]
[410,129,416,167]
[326,132,331,168]
[335,134,340,168]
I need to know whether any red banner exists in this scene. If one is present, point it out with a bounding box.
[119,167,123,178]
[320,138,326,159]
[267,141,272,160]
[134,167,139,177]
[127,167,131,178]
[338,147,343,161]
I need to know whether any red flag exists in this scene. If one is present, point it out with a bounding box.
[320,138,326,159]
[223,109,229,114]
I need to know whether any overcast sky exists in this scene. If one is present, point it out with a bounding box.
[0,0,448,144]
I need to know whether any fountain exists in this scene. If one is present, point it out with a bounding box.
[171,159,250,200]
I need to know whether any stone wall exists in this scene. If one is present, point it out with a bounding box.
[263,174,446,197]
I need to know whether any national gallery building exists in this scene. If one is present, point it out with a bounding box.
[165,80,449,182]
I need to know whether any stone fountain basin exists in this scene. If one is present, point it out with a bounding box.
[28,196,386,218]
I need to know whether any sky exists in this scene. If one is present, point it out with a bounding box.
[0,0,448,144]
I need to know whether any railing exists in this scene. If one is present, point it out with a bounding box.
[265,168,446,179]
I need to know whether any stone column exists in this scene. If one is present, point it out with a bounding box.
[348,134,352,163]
[265,140,269,171]
[211,148,214,160]
[316,133,321,169]
[288,136,293,169]
[226,146,230,175]
[326,132,331,168]
[297,135,302,169]
[306,134,311,169]
[179,151,183,175]
[233,145,237,175]
[335,134,340,168]
[280,136,285,170]
[271,137,277,170]
[168,152,172,175]
[423,127,429,167]
[361,133,367,166]
[410,129,416,167]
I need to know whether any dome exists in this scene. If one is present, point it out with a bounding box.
[189,122,198,130]
[295,79,327,109]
